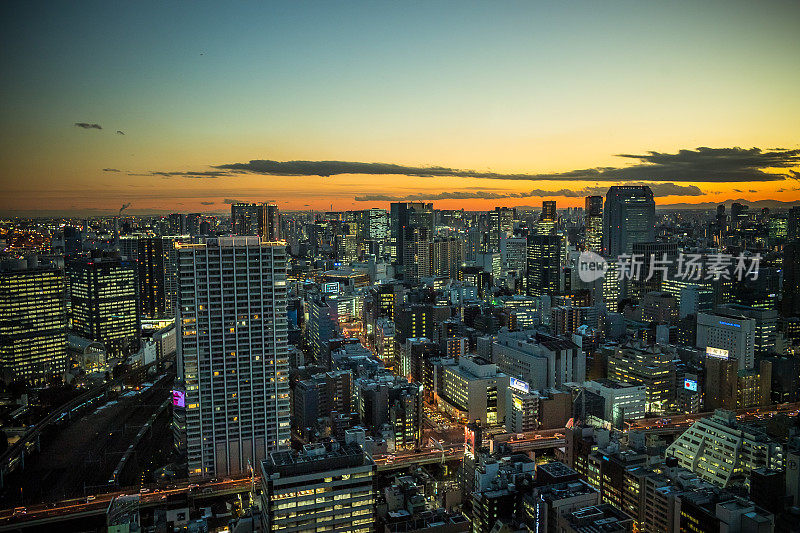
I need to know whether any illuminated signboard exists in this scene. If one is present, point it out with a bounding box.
[172,390,186,408]
[684,379,698,392]
[323,282,340,294]
[706,347,729,359]
[509,377,530,394]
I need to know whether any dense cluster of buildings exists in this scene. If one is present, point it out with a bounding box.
[2,194,800,531]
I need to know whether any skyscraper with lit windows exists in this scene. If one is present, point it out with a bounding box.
[69,254,140,357]
[176,236,290,477]
[584,195,603,252]
[0,258,68,386]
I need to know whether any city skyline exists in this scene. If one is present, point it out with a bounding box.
[2,1,799,215]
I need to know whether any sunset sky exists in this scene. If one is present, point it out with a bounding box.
[1,1,798,215]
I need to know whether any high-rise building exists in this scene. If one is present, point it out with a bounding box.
[186,213,203,236]
[161,235,188,318]
[0,258,68,386]
[538,201,557,235]
[176,237,290,477]
[783,241,800,317]
[69,255,140,357]
[389,202,433,265]
[788,206,800,241]
[118,234,141,261]
[730,202,749,230]
[63,225,82,256]
[630,241,678,298]
[137,236,165,319]
[402,226,431,284]
[292,370,354,438]
[168,213,188,235]
[716,304,777,356]
[607,341,675,413]
[488,207,513,252]
[526,234,562,296]
[603,186,655,256]
[500,235,527,272]
[231,202,281,240]
[584,196,603,252]
[429,237,462,279]
[703,357,737,413]
[696,312,756,370]
[259,441,376,533]
[334,221,358,263]
[364,207,388,241]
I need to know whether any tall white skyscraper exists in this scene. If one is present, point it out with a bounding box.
[176,236,290,477]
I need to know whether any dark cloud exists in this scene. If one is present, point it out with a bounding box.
[213,147,799,183]
[116,130,125,135]
[223,198,244,204]
[75,122,102,130]
[200,201,215,205]
[354,183,702,202]
[733,189,743,193]
[102,168,121,172]
[150,170,231,178]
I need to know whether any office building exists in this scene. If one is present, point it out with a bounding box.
[526,234,562,297]
[630,241,678,298]
[362,207,388,241]
[783,241,800,317]
[492,329,586,390]
[0,258,68,386]
[505,388,538,434]
[186,212,203,236]
[160,235,188,318]
[402,226,431,284]
[666,410,784,487]
[538,200,557,235]
[439,356,509,426]
[488,207,513,252]
[176,237,290,477]
[603,186,655,256]
[583,379,646,427]
[69,255,140,357]
[584,195,603,252]
[697,311,756,370]
[429,237,462,279]
[260,441,376,533]
[292,370,354,439]
[704,355,739,411]
[716,304,777,356]
[500,235,527,272]
[374,318,396,369]
[136,236,165,319]
[607,341,675,414]
[231,202,281,240]
[389,202,433,265]
[168,213,188,235]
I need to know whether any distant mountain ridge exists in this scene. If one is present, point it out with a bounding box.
[657,198,800,210]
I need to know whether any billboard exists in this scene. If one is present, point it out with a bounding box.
[509,377,530,394]
[172,390,186,408]
[706,347,729,360]
[684,379,698,392]
[323,281,340,294]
